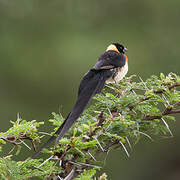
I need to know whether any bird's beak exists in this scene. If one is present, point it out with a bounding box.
[123,47,128,53]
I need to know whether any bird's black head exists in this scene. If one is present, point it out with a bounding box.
[112,43,127,54]
[106,42,127,53]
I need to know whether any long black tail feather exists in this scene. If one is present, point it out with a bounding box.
[32,69,112,158]
[32,114,70,158]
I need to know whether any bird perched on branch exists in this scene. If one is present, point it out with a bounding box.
[32,42,128,158]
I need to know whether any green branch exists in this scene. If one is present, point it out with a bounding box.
[0,72,180,180]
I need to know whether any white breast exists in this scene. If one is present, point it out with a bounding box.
[106,62,128,83]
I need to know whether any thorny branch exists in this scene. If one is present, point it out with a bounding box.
[0,74,179,180]
[1,133,36,151]
[40,79,180,179]
[145,102,180,120]
[57,81,179,179]
[154,82,180,94]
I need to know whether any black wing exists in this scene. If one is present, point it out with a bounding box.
[93,51,126,70]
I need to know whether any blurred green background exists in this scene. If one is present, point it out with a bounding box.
[0,0,180,179]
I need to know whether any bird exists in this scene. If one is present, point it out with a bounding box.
[32,42,128,158]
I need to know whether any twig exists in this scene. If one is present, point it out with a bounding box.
[145,107,180,121]
[103,140,119,152]
[173,101,180,107]
[154,82,180,94]
[163,109,180,115]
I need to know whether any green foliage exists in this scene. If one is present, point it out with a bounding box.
[0,117,44,140]
[0,156,60,180]
[0,73,179,179]
[75,169,96,180]
[0,116,44,155]
[49,112,65,133]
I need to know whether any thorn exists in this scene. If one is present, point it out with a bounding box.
[8,146,15,154]
[38,155,53,168]
[132,89,137,95]
[135,131,154,141]
[105,84,116,90]
[138,76,149,90]
[125,137,132,149]
[119,141,130,157]
[17,113,20,124]
[132,109,137,114]
[59,160,62,167]
[107,107,113,118]
[75,147,85,156]
[57,175,63,180]
[88,150,97,161]
[104,149,110,165]
[64,168,75,180]
[136,122,140,131]
[105,121,112,132]
[38,132,52,136]
[162,94,170,107]
[93,137,104,152]
[161,118,173,137]
[19,139,31,150]
[69,161,102,169]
